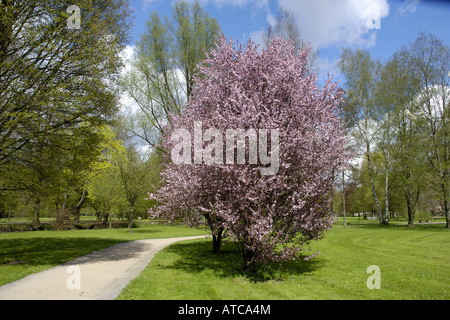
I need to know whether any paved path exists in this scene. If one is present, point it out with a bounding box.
[0,236,206,300]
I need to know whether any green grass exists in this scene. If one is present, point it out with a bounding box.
[1,218,448,299]
[0,215,101,223]
[0,223,207,286]
[117,219,450,300]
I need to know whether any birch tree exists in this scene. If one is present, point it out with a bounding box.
[338,49,385,223]
[403,32,450,228]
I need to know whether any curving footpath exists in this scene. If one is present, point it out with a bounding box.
[0,235,206,300]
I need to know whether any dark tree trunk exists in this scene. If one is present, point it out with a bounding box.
[242,249,256,273]
[73,188,87,221]
[212,228,223,253]
[32,197,41,229]
[367,145,383,221]
[406,191,414,227]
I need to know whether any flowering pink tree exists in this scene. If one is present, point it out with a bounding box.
[149,35,347,271]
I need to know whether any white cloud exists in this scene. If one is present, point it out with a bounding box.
[277,0,390,49]
[119,45,140,114]
[192,0,258,9]
[142,0,389,50]
[140,0,162,11]
[398,0,420,17]
[213,0,250,8]
[266,12,277,27]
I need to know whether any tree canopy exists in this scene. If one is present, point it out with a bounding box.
[150,35,348,271]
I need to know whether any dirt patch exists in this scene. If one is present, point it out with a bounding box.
[4,259,27,265]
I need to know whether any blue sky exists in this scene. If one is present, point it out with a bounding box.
[125,0,450,85]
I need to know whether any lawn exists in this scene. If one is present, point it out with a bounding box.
[1,218,448,300]
[0,223,207,286]
[117,219,450,300]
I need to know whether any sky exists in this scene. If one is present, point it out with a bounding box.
[124,0,450,87]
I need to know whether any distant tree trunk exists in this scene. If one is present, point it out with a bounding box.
[61,192,68,211]
[383,147,390,225]
[442,182,449,229]
[367,144,383,221]
[94,208,101,221]
[342,170,347,227]
[32,197,41,229]
[102,212,109,228]
[330,168,335,217]
[129,205,134,234]
[406,190,414,227]
[56,192,69,230]
[73,188,87,221]
[383,167,389,225]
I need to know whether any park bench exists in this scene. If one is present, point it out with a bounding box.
[417,218,428,223]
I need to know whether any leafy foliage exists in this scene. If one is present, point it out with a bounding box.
[150,35,348,270]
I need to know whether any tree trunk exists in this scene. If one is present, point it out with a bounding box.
[56,192,69,230]
[212,228,223,253]
[406,191,414,227]
[62,192,68,211]
[342,170,347,227]
[102,212,109,228]
[445,202,449,229]
[129,206,134,234]
[367,144,383,221]
[383,165,389,225]
[242,248,256,273]
[382,114,391,225]
[235,240,257,273]
[205,213,224,254]
[32,197,41,229]
[73,188,87,221]
[442,182,449,229]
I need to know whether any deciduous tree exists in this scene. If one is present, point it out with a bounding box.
[338,49,385,223]
[120,0,220,148]
[150,35,348,271]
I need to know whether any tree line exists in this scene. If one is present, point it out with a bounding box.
[0,0,217,231]
[336,32,450,228]
[0,0,154,230]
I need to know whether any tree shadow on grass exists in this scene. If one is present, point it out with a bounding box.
[161,239,324,282]
[0,237,126,267]
[346,222,448,232]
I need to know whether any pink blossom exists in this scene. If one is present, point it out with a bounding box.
[150,35,348,270]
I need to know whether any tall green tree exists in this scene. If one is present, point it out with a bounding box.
[338,49,385,223]
[86,126,128,227]
[0,0,132,226]
[405,32,450,228]
[383,32,450,227]
[375,53,422,226]
[0,0,132,173]
[115,144,152,233]
[87,166,126,227]
[120,0,220,148]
